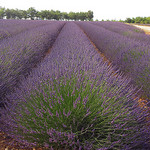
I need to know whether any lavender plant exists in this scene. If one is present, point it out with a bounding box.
[0,21,65,108]
[76,21,150,100]
[91,21,150,45]
[1,22,149,150]
[0,19,53,42]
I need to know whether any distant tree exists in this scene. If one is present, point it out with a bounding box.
[15,9,23,19]
[55,10,61,20]
[27,7,37,20]
[0,7,5,19]
[10,9,18,19]
[125,18,132,23]
[22,10,28,19]
[39,10,47,20]
[118,19,124,22]
[135,17,143,23]
[62,12,69,20]
[45,10,54,20]
[1,6,94,21]
[34,10,39,19]
[131,18,135,23]
[5,8,12,19]
[111,19,117,22]
[78,12,86,21]
[50,10,56,20]
[86,10,93,21]
[68,12,76,20]
[48,10,55,20]
[145,17,150,24]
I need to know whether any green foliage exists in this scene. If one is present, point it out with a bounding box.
[125,16,150,24]
[27,7,37,20]
[68,12,77,20]
[0,7,5,19]
[86,10,94,21]
[0,6,94,21]
[125,18,132,23]
[5,8,11,19]
[6,67,143,149]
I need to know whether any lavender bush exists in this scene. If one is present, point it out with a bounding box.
[0,19,53,42]
[1,22,149,150]
[76,21,150,100]
[91,21,150,45]
[0,21,65,108]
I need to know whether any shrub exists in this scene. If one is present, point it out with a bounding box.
[1,22,150,149]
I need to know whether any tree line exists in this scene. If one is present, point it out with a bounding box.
[125,16,150,24]
[0,7,93,21]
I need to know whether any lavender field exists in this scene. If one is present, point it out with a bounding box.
[0,20,150,150]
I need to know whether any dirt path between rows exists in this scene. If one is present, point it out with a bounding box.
[132,24,150,35]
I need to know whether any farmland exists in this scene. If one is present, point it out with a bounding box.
[0,20,150,149]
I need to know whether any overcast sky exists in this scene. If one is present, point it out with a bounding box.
[1,0,150,20]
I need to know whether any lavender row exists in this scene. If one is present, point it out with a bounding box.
[0,19,55,42]
[91,21,150,45]
[76,21,150,100]
[0,21,65,107]
[1,22,149,149]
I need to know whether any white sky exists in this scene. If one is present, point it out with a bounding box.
[0,0,150,20]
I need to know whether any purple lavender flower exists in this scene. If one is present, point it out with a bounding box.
[1,22,149,150]
[0,20,65,109]
[76,21,150,100]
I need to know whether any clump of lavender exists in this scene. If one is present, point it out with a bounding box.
[1,22,150,149]
[91,21,150,44]
[2,66,150,149]
[76,21,150,100]
[0,19,53,42]
[0,21,65,108]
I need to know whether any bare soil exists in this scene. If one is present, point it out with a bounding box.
[132,24,150,35]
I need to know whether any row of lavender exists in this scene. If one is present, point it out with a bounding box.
[76,21,150,100]
[1,22,149,149]
[0,20,65,108]
[91,21,150,45]
[0,19,55,42]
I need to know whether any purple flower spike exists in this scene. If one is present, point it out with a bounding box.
[1,22,149,150]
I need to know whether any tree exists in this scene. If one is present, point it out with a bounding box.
[135,17,142,23]
[38,10,47,20]
[10,9,18,19]
[54,10,61,20]
[125,18,132,23]
[5,8,12,19]
[22,10,28,19]
[78,12,86,21]
[86,10,93,21]
[15,9,23,19]
[145,17,150,24]
[50,10,56,20]
[0,6,94,21]
[62,12,69,20]
[118,19,124,22]
[27,7,37,20]
[68,12,77,20]
[0,7,5,19]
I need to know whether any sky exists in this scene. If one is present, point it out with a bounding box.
[0,0,150,20]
